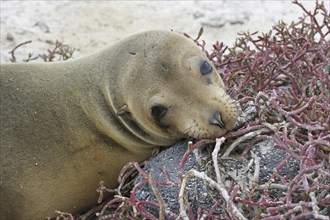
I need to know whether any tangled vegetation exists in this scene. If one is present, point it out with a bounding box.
[9,40,75,62]
[91,1,329,220]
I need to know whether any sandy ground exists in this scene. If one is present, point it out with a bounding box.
[1,0,324,63]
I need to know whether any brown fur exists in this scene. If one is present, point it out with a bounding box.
[0,30,238,219]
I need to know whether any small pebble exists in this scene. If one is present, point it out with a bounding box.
[35,21,50,33]
[6,33,14,41]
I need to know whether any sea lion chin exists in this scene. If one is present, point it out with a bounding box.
[0,30,238,220]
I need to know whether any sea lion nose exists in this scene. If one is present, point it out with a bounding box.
[208,111,225,128]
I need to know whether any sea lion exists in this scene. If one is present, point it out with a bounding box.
[0,30,238,220]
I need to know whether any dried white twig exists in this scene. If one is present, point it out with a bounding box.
[212,137,226,184]
[250,151,260,188]
[178,169,247,220]
[148,170,166,220]
[223,128,270,157]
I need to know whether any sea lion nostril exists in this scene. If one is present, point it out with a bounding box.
[209,111,225,128]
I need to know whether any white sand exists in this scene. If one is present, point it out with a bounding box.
[0,0,322,63]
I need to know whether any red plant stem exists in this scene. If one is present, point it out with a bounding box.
[224,124,264,139]
[269,95,325,131]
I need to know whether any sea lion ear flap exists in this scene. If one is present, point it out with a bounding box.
[116,104,130,116]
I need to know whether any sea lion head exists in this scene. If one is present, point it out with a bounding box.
[114,30,238,146]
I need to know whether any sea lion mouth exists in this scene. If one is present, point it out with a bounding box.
[183,120,219,140]
[185,128,218,140]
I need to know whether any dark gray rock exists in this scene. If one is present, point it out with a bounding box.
[134,138,300,219]
[134,140,214,219]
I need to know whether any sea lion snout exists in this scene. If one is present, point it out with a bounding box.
[208,111,225,129]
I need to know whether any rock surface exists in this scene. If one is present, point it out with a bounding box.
[134,138,300,219]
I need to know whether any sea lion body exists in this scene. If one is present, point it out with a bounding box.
[0,31,238,219]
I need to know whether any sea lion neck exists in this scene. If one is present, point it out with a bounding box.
[70,51,177,152]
